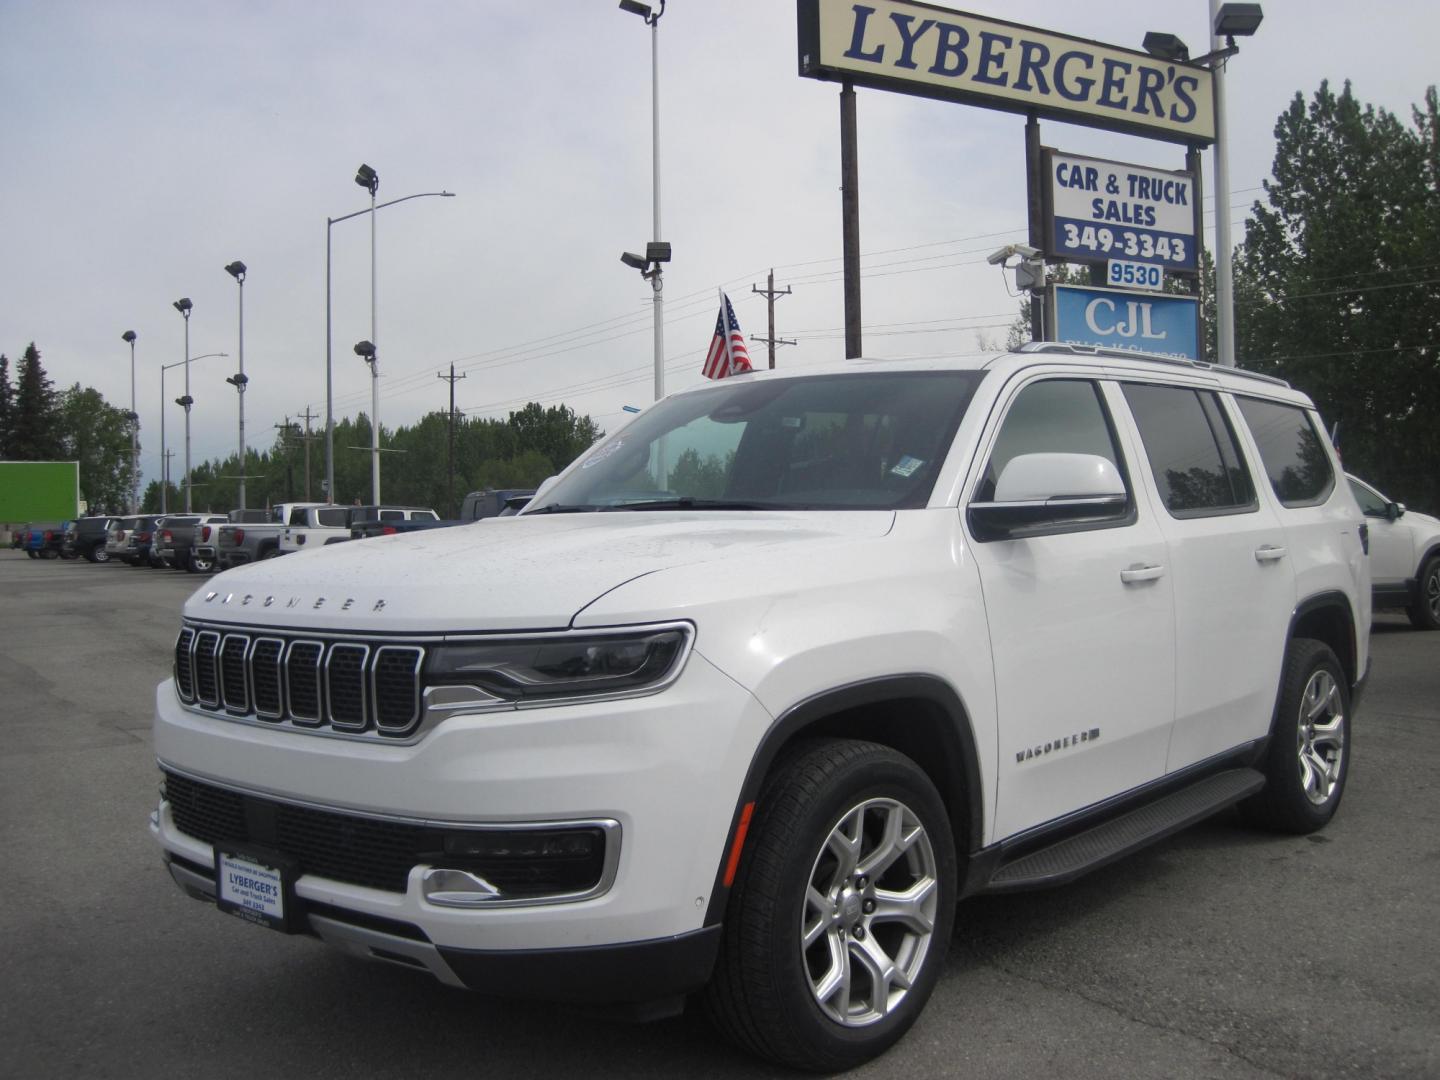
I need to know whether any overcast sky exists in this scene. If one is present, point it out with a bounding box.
[2,1,1436,495]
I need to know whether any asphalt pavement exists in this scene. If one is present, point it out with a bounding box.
[1,549,1436,1078]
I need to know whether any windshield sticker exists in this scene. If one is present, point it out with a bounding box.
[582,439,624,469]
[781,416,803,428]
[890,455,924,478]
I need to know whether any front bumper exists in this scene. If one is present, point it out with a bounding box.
[151,648,770,984]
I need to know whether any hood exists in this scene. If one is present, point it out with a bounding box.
[185,511,895,633]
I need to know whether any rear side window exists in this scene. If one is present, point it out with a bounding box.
[1235,397,1335,507]
[1122,384,1256,517]
[317,508,349,527]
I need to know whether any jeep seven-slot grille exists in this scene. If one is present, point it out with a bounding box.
[175,625,424,738]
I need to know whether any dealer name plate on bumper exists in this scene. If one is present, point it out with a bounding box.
[216,849,293,931]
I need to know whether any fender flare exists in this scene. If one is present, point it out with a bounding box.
[702,674,985,927]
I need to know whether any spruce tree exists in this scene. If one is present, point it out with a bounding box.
[11,343,63,460]
[0,353,12,457]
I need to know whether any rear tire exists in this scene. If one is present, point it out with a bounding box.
[26,550,38,559]
[1408,554,1440,631]
[1240,639,1349,834]
[704,739,956,1072]
[188,554,213,573]
[261,547,281,560]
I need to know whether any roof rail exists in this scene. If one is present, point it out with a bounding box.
[1013,342,1289,388]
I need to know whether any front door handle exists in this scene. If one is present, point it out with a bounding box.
[1120,564,1165,584]
[1254,545,1288,563]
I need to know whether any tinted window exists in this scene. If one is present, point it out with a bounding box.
[317,508,349,527]
[978,379,1125,502]
[1347,477,1388,516]
[380,510,404,521]
[1122,384,1256,516]
[1236,398,1335,507]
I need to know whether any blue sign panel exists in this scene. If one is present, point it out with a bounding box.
[1049,285,1199,361]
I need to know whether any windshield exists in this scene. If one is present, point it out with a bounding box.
[529,371,981,513]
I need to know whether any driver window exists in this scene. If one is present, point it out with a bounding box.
[977,379,1125,502]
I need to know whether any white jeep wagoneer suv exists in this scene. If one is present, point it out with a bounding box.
[151,344,1370,1071]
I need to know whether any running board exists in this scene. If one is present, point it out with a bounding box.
[983,768,1265,892]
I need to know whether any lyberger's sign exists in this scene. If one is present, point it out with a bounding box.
[797,0,1215,145]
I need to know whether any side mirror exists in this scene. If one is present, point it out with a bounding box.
[1389,502,1407,520]
[968,453,1128,541]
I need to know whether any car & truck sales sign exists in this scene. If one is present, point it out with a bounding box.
[1046,151,1198,272]
[797,0,1216,145]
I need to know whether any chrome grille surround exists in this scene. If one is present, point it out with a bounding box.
[173,622,427,742]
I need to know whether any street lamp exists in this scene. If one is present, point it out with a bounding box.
[324,174,454,505]
[353,340,379,504]
[618,0,667,402]
[224,260,248,509]
[172,298,194,510]
[159,351,226,513]
[1209,2,1263,367]
[121,331,139,514]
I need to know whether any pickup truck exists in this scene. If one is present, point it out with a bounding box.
[214,502,330,569]
[347,490,531,539]
[155,515,229,571]
[278,505,353,555]
[190,509,269,573]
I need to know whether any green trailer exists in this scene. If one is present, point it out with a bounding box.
[1,461,81,538]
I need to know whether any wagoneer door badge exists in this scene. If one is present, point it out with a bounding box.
[1016,728,1101,764]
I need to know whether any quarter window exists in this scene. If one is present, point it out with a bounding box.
[1235,397,1335,507]
[1122,384,1256,517]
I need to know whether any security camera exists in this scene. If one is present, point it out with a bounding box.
[988,243,1042,265]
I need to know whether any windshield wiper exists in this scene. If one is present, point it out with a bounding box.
[524,503,602,515]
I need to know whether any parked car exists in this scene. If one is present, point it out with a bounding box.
[190,509,269,573]
[152,344,1370,1071]
[347,492,531,540]
[214,502,330,569]
[123,515,165,567]
[105,516,142,562]
[63,516,116,562]
[154,515,229,571]
[346,504,441,539]
[1347,474,1440,629]
[14,526,51,558]
[277,505,353,555]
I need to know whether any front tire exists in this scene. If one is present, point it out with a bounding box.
[704,739,956,1072]
[1408,554,1440,631]
[1240,638,1350,834]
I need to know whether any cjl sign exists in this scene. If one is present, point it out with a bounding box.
[1048,284,1199,360]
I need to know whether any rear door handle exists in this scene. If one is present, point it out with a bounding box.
[1120,564,1165,584]
[1254,545,1288,563]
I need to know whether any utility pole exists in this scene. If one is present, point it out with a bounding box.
[438,364,467,518]
[297,407,319,502]
[274,417,296,501]
[751,269,795,368]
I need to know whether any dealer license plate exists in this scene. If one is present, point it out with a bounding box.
[215,848,297,932]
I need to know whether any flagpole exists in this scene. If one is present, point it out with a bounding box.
[719,288,733,375]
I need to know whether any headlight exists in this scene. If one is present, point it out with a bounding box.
[426,624,692,705]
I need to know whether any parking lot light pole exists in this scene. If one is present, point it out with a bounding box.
[172,298,194,511]
[353,340,380,504]
[122,331,139,514]
[324,177,454,504]
[224,262,248,509]
[159,351,226,514]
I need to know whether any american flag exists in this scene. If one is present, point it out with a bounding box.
[701,293,753,380]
